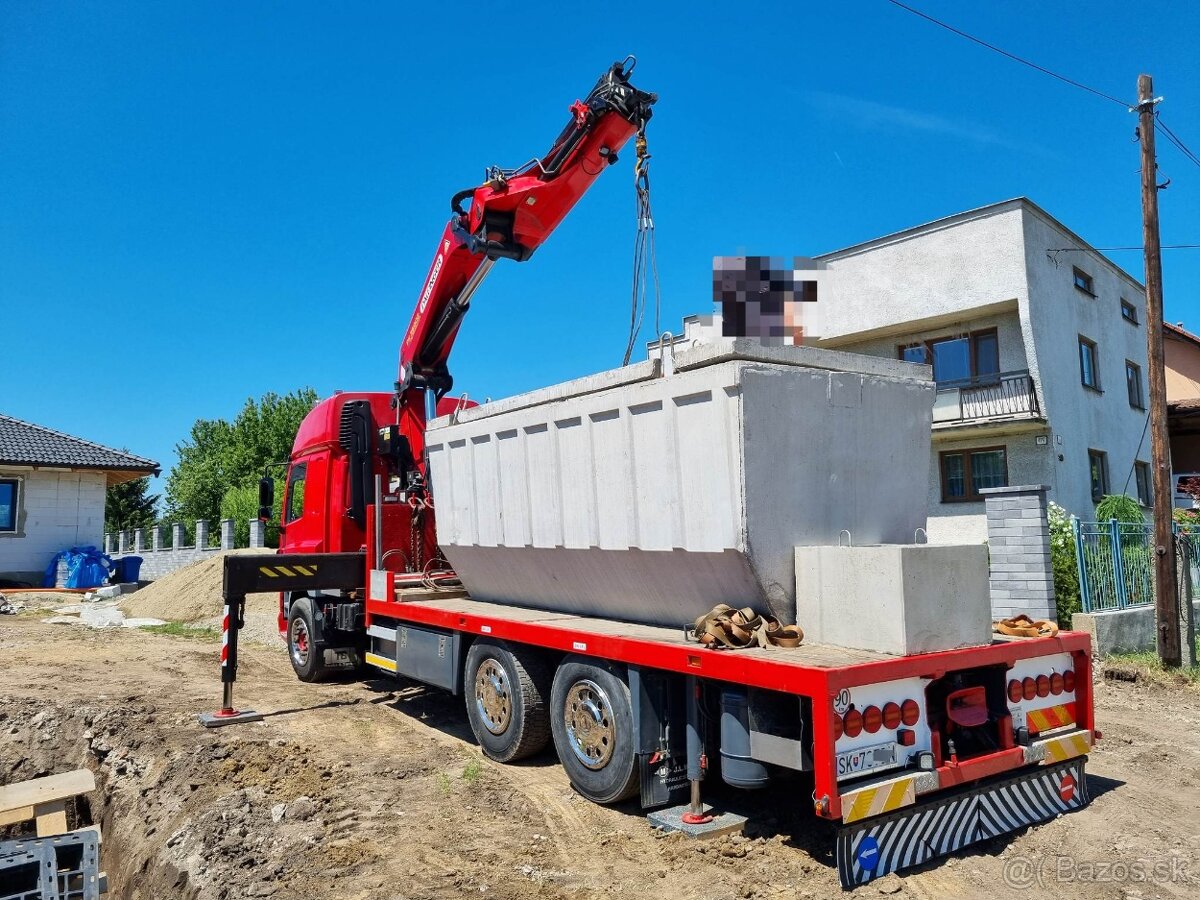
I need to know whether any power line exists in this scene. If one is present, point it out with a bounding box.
[883,0,1132,107]
[1155,117,1200,169]
[1048,245,1200,252]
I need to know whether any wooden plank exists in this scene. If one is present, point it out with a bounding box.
[34,798,68,836]
[0,804,35,827]
[0,769,95,816]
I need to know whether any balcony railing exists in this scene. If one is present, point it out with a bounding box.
[932,370,1042,426]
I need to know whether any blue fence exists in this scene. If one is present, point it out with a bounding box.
[1073,518,1200,612]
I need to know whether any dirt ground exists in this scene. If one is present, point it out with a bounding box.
[1,617,1198,900]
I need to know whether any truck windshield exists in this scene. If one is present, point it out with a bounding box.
[285,463,307,523]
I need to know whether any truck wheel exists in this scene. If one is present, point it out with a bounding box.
[550,658,640,804]
[287,597,329,683]
[464,640,551,763]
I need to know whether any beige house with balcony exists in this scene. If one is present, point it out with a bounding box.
[657,199,1153,543]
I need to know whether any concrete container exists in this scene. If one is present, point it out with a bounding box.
[426,339,934,628]
[795,544,993,655]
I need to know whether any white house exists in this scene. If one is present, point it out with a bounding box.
[657,199,1152,543]
[0,414,159,586]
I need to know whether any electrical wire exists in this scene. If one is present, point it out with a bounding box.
[1156,116,1200,169]
[882,0,1132,108]
[1047,245,1200,252]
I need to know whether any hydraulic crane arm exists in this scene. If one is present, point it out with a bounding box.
[396,57,656,403]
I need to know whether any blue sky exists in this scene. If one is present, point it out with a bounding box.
[2,1,1198,496]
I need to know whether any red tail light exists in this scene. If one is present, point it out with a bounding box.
[833,713,843,740]
[900,699,920,727]
[843,708,863,738]
[1007,679,1023,703]
[882,702,902,730]
[1063,670,1076,692]
[1036,675,1051,698]
[897,728,916,746]
[863,705,883,734]
[1022,677,1037,701]
[1050,673,1064,695]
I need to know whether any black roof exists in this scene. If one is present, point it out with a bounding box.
[0,413,160,475]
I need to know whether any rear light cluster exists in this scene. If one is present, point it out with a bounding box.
[833,698,920,740]
[1007,669,1075,704]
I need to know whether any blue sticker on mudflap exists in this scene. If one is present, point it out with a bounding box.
[855,836,880,872]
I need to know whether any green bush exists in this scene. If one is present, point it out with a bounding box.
[1048,502,1081,627]
[1095,493,1145,524]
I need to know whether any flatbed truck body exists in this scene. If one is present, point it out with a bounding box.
[216,547,1096,888]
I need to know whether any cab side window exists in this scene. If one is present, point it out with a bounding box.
[285,463,307,524]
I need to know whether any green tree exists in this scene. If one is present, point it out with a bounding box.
[164,389,317,539]
[220,484,283,548]
[104,476,160,534]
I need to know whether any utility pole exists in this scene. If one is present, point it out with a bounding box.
[1136,73,1182,668]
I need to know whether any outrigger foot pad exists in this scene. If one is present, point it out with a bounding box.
[197,708,265,728]
[648,804,746,839]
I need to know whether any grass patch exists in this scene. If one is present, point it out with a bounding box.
[436,772,452,796]
[461,758,483,784]
[141,622,222,642]
[1105,636,1200,687]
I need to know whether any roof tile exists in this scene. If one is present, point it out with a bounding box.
[0,413,159,474]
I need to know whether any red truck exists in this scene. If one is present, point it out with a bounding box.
[206,60,1096,888]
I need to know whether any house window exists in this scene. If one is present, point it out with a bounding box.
[939,446,1009,502]
[0,478,17,533]
[1088,449,1109,502]
[1073,267,1095,296]
[1121,299,1139,324]
[1126,360,1145,409]
[1134,461,1152,507]
[1079,336,1100,390]
[897,328,1000,384]
[284,463,307,524]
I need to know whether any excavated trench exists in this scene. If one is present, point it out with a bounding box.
[0,697,350,900]
[0,698,199,898]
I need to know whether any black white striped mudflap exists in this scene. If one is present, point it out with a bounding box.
[836,757,1089,889]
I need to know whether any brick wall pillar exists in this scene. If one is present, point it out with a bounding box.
[172,523,185,550]
[220,519,235,550]
[134,528,146,553]
[104,533,114,554]
[118,531,128,554]
[981,484,1055,622]
[195,520,209,549]
[152,525,165,551]
[249,519,265,549]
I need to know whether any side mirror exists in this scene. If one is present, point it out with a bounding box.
[258,475,275,521]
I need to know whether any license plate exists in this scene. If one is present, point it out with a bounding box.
[837,742,897,778]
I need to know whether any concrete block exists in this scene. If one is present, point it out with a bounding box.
[795,544,992,655]
[249,519,265,549]
[220,519,235,551]
[1071,603,1200,655]
[428,348,935,628]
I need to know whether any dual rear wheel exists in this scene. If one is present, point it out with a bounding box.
[464,642,640,804]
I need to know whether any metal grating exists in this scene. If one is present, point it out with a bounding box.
[0,844,57,900]
[1,831,102,900]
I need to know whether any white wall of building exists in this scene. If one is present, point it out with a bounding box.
[818,205,1030,340]
[0,468,107,582]
[1021,210,1150,517]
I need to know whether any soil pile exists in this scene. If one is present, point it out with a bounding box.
[122,550,278,623]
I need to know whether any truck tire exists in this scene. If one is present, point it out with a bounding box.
[464,640,551,763]
[287,597,330,683]
[550,657,640,804]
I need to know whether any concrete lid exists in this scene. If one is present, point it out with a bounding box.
[429,339,932,430]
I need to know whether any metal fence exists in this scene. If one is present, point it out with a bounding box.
[1074,518,1200,612]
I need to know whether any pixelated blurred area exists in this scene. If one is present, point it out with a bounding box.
[713,256,825,345]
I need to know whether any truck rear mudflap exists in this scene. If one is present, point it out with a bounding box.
[837,756,1089,889]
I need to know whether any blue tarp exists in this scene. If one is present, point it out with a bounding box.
[43,546,114,589]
